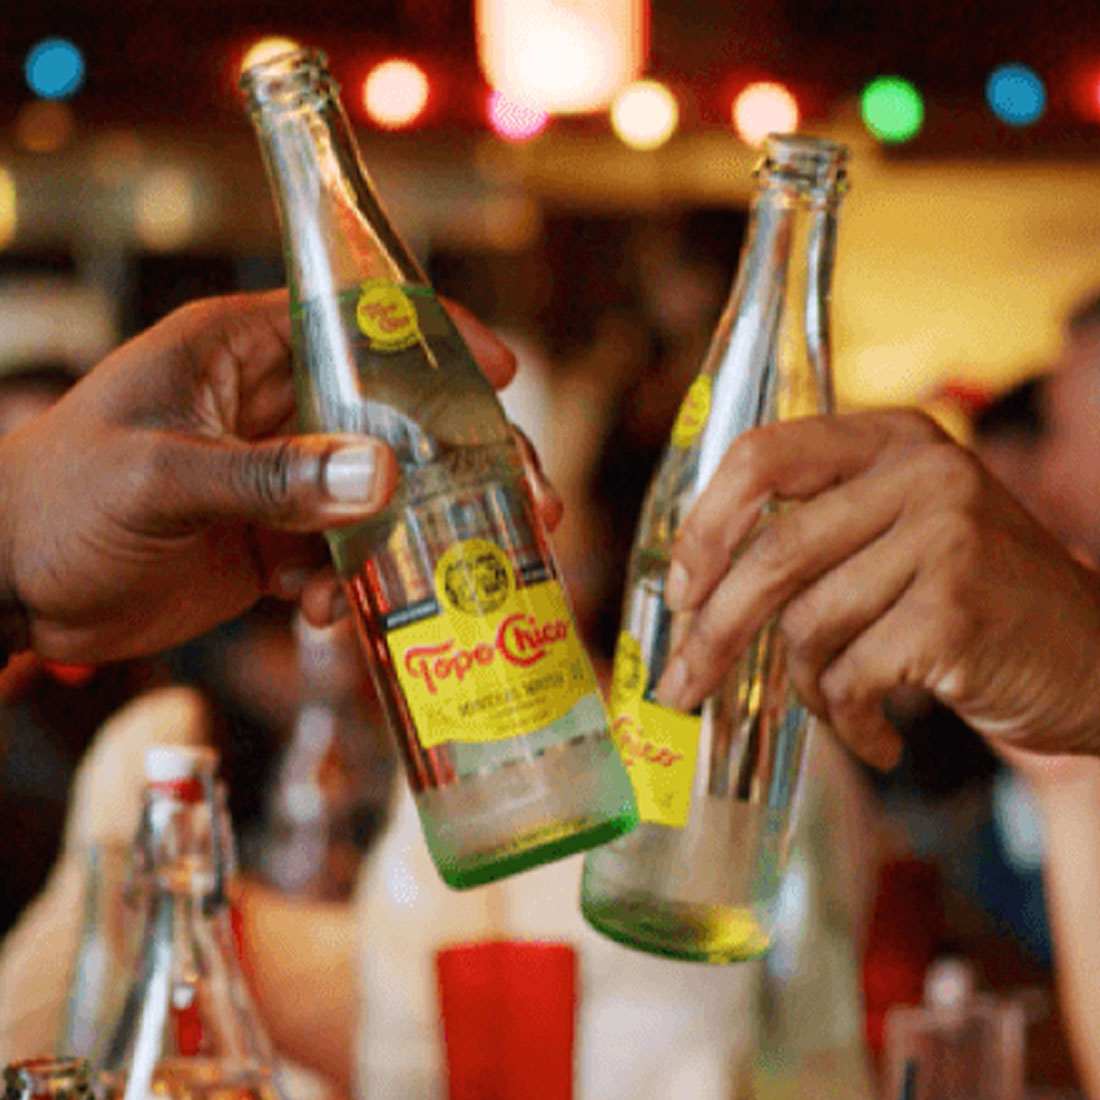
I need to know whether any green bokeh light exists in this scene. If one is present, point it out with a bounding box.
[860,76,924,143]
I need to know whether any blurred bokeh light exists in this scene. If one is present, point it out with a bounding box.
[476,0,646,113]
[15,101,75,154]
[860,76,924,142]
[732,82,799,147]
[611,80,678,150]
[0,167,16,249]
[24,38,85,100]
[135,168,198,251]
[486,91,550,142]
[986,64,1046,126]
[363,59,430,129]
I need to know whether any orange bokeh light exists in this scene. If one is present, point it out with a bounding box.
[732,82,800,147]
[363,59,430,129]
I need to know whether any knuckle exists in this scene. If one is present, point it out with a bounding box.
[747,517,801,587]
[821,657,862,717]
[926,506,984,572]
[918,442,985,502]
[779,592,823,658]
[235,440,298,521]
[727,427,772,488]
[884,407,945,444]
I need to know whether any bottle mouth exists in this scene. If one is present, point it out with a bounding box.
[758,133,849,192]
[239,46,338,111]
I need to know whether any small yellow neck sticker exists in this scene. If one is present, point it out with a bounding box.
[671,375,712,448]
[355,279,421,350]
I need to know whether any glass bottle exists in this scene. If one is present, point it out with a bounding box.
[95,746,283,1100]
[3,1059,92,1100]
[261,612,396,900]
[240,48,636,889]
[580,134,849,962]
[58,843,137,1060]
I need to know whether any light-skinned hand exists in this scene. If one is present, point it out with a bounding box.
[654,408,1100,769]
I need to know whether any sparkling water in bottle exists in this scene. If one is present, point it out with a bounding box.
[580,134,849,962]
[240,48,636,889]
[95,747,284,1100]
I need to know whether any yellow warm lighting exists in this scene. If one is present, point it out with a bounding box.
[15,101,75,154]
[0,168,16,248]
[611,79,678,149]
[135,168,197,251]
[240,36,301,75]
[477,0,647,114]
[732,82,799,147]
[363,60,430,129]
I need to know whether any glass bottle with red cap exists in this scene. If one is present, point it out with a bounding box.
[94,746,282,1100]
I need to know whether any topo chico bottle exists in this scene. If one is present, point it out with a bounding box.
[580,134,849,962]
[241,48,636,889]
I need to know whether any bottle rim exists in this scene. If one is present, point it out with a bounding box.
[758,132,850,193]
[239,46,337,111]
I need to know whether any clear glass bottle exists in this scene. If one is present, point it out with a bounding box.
[240,48,636,889]
[95,746,283,1100]
[580,134,849,962]
[58,843,137,1060]
[261,612,396,900]
[3,1059,91,1100]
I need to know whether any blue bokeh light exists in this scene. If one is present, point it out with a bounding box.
[25,38,85,100]
[986,64,1046,126]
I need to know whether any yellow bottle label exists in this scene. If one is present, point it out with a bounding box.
[671,375,712,448]
[609,632,702,827]
[355,278,422,350]
[387,540,598,749]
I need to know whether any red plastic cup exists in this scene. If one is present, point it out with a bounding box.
[436,939,577,1100]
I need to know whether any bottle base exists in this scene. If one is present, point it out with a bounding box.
[416,733,638,890]
[580,891,771,964]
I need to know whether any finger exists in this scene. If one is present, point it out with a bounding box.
[253,531,330,600]
[441,299,517,389]
[150,432,399,532]
[300,570,351,626]
[176,290,293,418]
[655,448,919,710]
[665,408,941,612]
[814,600,927,771]
[780,519,922,718]
[512,424,564,532]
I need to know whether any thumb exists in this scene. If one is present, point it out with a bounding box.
[152,432,399,531]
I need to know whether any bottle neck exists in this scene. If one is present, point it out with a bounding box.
[242,49,424,300]
[133,779,231,907]
[691,145,845,492]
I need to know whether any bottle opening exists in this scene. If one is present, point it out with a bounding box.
[759,133,849,192]
[239,46,337,112]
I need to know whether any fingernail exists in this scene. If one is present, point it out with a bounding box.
[665,562,690,609]
[655,657,689,709]
[325,445,381,504]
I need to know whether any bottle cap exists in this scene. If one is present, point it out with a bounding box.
[925,955,976,1016]
[144,744,218,785]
